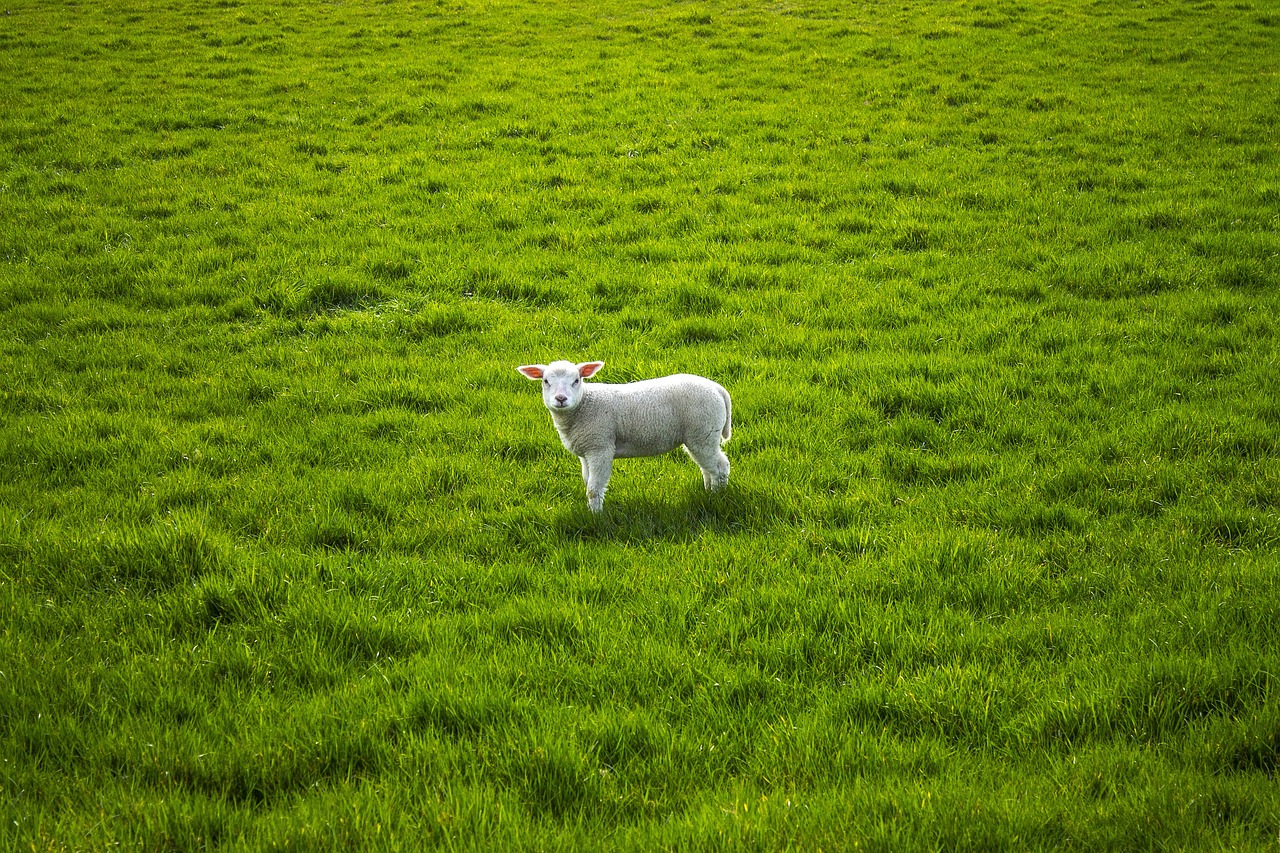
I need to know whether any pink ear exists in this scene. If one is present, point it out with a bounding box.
[516,365,545,379]
[577,361,604,378]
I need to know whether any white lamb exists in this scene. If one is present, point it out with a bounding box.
[516,360,732,513]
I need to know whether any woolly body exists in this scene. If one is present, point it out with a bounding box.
[517,360,732,512]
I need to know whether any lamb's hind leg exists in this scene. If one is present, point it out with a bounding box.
[685,435,730,491]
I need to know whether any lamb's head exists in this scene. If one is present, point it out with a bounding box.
[517,360,604,412]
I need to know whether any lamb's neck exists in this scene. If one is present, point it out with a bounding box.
[549,407,577,430]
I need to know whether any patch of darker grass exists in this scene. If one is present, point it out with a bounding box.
[367,255,417,282]
[891,225,931,252]
[666,319,731,345]
[303,269,383,312]
[1223,724,1280,777]
[871,383,960,424]
[390,305,484,339]
[1196,505,1277,550]
[21,516,228,594]
[404,690,531,740]
[671,283,722,315]
[1217,259,1274,292]
[881,449,987,486]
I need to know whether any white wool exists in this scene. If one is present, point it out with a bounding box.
[516,360,732,513]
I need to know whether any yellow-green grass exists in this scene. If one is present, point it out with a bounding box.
[2,0,1278,848]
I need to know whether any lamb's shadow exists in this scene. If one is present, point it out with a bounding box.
[552,482,791,543]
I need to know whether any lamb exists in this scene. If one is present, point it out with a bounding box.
[516,360,732,513]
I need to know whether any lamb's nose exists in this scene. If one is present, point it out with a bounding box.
[555,395,568,405]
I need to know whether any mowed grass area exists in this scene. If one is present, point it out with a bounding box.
[2,0,1279,847]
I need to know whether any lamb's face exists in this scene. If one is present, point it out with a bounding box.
[540,360,586,411]
[517,360,604,412]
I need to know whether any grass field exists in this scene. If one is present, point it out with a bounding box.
[2,0,1279,848]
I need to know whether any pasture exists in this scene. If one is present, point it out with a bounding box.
[1,0,1278,848]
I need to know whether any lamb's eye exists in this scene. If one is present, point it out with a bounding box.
[542,379,549,386]
[573,379,580,386]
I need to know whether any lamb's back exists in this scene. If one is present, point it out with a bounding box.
[602,375,726,457]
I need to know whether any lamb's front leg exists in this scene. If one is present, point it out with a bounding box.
[582,453,613,513]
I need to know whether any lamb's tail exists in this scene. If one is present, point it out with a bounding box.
[719,384,732,443]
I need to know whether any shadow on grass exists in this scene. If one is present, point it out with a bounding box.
[551,481,793,543]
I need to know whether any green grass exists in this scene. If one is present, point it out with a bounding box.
[2,0,1279,848]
